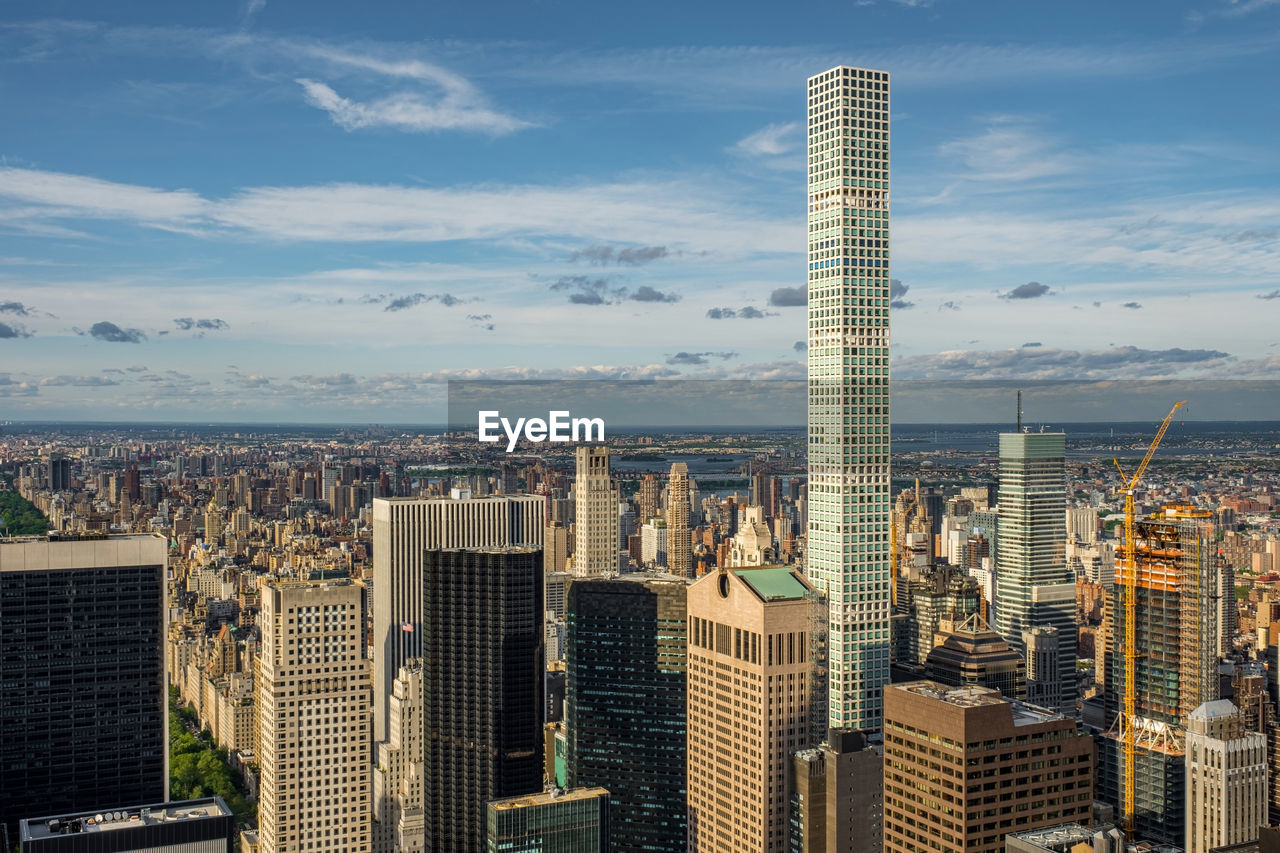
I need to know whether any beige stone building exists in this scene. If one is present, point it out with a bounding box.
[1186,700,1267,853]
[372,659,425,853]
[688,566,818,852]
[883,681,1093,853]
[257,578,370,853]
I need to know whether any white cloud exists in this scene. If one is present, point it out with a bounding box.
[731,122,801,158]
[296,77,530,135]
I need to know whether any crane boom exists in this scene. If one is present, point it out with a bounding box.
[1116,400,1184,834]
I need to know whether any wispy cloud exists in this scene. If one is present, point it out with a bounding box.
[890,279,915,309]
[731,122,801,163]
[895,345,1234,379]
[706,306,775,319]
[570,245,670,266]
[296,77,530,136]
[666,351,738,365]
[174,317,229,331]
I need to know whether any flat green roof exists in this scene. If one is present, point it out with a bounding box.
[734,568,810,601]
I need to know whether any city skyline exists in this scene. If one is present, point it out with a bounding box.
[2,0,1280,421]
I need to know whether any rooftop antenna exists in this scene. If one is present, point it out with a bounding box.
[1016,389,1022,433]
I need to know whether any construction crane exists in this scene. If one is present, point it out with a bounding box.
[1114,400,1185,833]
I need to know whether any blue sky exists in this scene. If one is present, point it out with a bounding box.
[1,0,1278,421]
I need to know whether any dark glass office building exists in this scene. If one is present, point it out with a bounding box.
[423,547,544,852]
[0,535,168,847]
[565,573,688,852]
[19,797,235,852]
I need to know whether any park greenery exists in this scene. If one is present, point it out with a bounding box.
[168,687,256,826]
[0,488,49,536]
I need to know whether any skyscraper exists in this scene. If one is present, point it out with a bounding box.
[790,729,883,853]
[882,682,1093,853]
[993,432,1077,715]
[373,659,426,853]
[371,493,543,741]
[572,447,619,577]
[0,534,168,843]
[422,547,544,851]
[666,462,691,578]
[565,573,688,851]
[687,567,819,852]
[806,64,893,732]
[257,578,371,853]
[1185,701,1266,853]
[1098,506,1220,843]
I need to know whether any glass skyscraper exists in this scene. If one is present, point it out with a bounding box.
[805,65,892,732]
[992,431,1078,715]
[565,574,687,852]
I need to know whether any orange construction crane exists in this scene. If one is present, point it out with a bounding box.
[1114,400,1185,833]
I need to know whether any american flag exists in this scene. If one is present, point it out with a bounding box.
[401,622,414,633]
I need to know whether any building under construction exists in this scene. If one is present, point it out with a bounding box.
[1098,505,1220,844]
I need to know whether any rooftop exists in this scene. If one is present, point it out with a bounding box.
[488,787,609,812]
[1009,823,1108,852]
[734,567,812,601]
[20,798,231,840]
[894,681,1066,724]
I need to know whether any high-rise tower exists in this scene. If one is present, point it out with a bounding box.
[572,447,620,577]
[666,462,692,578]
[806,65,893,732]
[0,534,168,844]
[992,432,1077,715]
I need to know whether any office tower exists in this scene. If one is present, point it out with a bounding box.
[565,574,688,851]
[573,447,619,578]
[257,578,370,853]
[545,570,570,621]
[637,474,660,524]
[925,616,1026,700]
[373,659,425,853]
[18,798,236,852]
[371,494,542,741]
[47,456,72,492]
[1219,561,1237,656]
[882,682,1094,853]
[423,548,544,851]
[896,565,982,666]
[1185,701,1266,853]
[639,519,668,568]
[544,519,570,572]
[1066,507,1099,543]
[485,788,609,853]
[993,432,1077,715]
[1022,626,1062,710]
[666,462,692,578]
[1099,506,1220,843]
[0,534,167,843]
[790,729,883,853]
[806,65,892,732]
[688,567,819,852]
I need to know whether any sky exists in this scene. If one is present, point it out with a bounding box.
[1,0,1278,422]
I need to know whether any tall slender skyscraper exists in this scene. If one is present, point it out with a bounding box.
[806,65,893,732]
[666,462,692,578]
[572,447,619,577]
